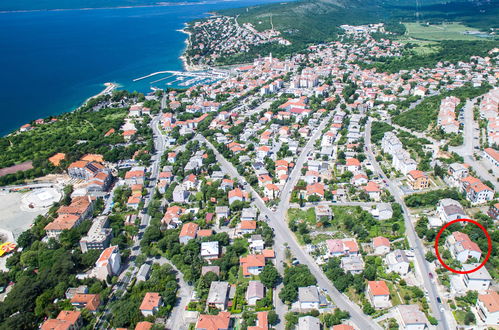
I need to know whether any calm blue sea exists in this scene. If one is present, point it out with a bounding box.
[0,0,285,136]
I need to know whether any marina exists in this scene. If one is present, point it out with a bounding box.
[134,69,228,89]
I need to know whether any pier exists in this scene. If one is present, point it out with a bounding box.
[133,69,228,84]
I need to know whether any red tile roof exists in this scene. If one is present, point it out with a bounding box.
[196,311,231,330]
[368,281,390,296]
[478,291,499,313]
[180,222,199,238]
[140,292,161,311]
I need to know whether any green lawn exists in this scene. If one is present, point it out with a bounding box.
[288,208,316,225]
[403,22,489,41]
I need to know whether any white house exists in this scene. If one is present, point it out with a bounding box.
[201,241,219,261]
[437,199,467,223]
[476,291,499,326]
[461,264,492,292]
[367,280,391,309]
[396,304,429,330]
[445,231,482,263]
[373,236,390,255]
[385,249,410,276]
[140,292,162,317]
[245,281,265,306]
[298,286,320,310]
[298,316,321,330]
[207,281,229,310]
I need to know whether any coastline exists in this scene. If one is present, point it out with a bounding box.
[178,22,212,72]
[178,24,204,72]
[83,82,118,105]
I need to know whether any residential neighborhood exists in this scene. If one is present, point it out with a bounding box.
[0,19,497,330]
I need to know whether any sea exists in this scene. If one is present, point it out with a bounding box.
[0,0,286,136]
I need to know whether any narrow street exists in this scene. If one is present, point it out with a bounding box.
[450,98,498,189]
[197,133,383,330]
[365,119,451,330]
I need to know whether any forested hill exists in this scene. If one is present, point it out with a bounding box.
[210,0,498,65]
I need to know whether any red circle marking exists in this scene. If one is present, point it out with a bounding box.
[434,218,492,274]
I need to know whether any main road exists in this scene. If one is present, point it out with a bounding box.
[196,110,383,330]
[450,98,498,189]
[365,119,450,330]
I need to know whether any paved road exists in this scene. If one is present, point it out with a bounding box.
[95,113,168,328]
[292,201,384,208]
[197,133,382,330]
[277,111,335,211]
[450,98,498,189]
[365,119,450,330]
[152,257,193,330]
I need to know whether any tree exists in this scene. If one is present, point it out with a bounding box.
[364,265,377,281]
[363,302,375,315]
[16,231,35,249]
[267,310,279,325]
[464,310,475,325]
[259,264,281,288]
[425,251,436,262]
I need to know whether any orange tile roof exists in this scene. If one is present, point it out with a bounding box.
[363,181,380,192]
[48,153,66,166]
[452,231,482,253]
[41,319,72,330]
[70,293,100,311]
[196,312,231,330]
[140,292,161,311]
[104,128,115,136]
[127,195,141,205]
[408,170,426,179]
[180,222,199,238]
[81,154,104,163]
[342,239,359,253]
[57,196,92,215]
[368,281,390,296]
[306,183,325,196]
[135,321,153,330]
[41,311,81,330]
[240,220,257,230]
[346,158,361,167]
[478,291,499,313]
[228,188,247,199]
[98,246,118,264]
[125,170,145,179]
[248,311,268,330]
[56,311,81,324]
[240,254,266,276]
[484,148,499,162]
[262,249,275,258]
[68,160,88,169]
[333,325,354,330]
[197,229,213,237]
[373,236,390,248]
[44,214,80,231]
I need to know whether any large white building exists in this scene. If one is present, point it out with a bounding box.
[79,216,112,253]
[461,264,492,292]
[381,132,417,175]
[91,246,121,281]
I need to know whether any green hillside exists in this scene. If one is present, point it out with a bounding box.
[210,0,499,65]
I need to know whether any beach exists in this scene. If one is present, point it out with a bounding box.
[83,82,118,105]
[178,24,207,72]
